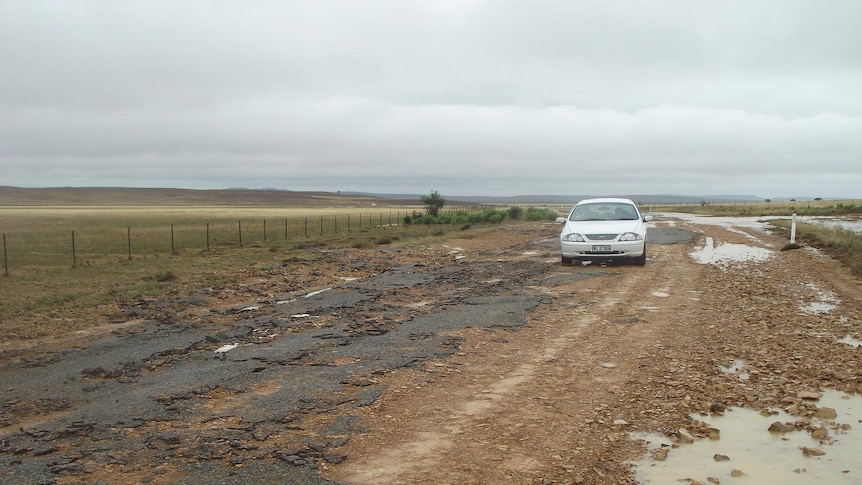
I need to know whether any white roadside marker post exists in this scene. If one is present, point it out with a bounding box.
[790,212,797,244]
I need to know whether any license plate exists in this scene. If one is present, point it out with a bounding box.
[592,245,612,253]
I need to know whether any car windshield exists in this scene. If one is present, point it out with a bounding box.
[569,202,638,221]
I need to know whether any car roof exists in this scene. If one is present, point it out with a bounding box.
[574,197,636,206]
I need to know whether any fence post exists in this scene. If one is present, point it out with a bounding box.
[264,220,267,243]
[304,217,308,237]
[285,218,288,239]
[348,214,351,231]
[127,227,132,260]
[171,224,175,253]
[71,230,76,268]
[238,221,243,247]
[3,233,8,276]
[335,215,338,233]
[319,216,323,236]
[206,223,210,251]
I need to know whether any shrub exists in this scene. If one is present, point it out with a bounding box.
[154,271,177,282]
[525,207,560,221]
[508,206,524,219]
[421,190,446,217]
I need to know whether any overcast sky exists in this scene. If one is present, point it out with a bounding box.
[2,0,862,198]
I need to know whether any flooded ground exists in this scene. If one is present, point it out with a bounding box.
[801,215,862,234]
[633,391,862,484]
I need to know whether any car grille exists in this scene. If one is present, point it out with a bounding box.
[586,234,618,241]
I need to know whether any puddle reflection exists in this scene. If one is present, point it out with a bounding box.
[718,359,750,380]
[633,391,861,484]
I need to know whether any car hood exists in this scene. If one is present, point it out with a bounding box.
[562,220,644,235]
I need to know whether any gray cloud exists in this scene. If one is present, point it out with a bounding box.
[2,0,861,198]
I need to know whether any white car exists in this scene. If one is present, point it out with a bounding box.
[555,198,652,266]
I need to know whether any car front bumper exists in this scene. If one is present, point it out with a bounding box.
[561,240,645,259]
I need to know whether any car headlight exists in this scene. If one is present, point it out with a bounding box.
[562,233,586,242]
[619,232,644,241]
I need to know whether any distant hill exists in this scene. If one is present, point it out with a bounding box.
[0,187,419,207]
[348,192,764,206]
[1,187,771,207]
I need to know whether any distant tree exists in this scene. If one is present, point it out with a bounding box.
[421,190,446,217]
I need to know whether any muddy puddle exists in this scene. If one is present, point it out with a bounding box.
[632,390,862,484]
[837,335,862,348]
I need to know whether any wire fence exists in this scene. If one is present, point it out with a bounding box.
[1,207,481,276]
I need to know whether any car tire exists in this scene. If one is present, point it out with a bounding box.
[562,256,573,266]
[634,244,647,266]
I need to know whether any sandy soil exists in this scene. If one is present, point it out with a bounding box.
[321,216,862,484]
[2,215,861,485]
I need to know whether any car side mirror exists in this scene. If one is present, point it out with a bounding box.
[555,217,567,224]
[643,215,653,222]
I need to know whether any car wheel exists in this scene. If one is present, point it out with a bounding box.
[634,244,647,266]
[562,255,573,266]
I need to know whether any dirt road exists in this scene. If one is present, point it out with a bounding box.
[2,215,861,484]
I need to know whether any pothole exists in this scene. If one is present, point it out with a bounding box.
[718,359,749,380]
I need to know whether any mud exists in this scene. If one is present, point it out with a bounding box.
[2,221,860,485]
[0,226,594,484]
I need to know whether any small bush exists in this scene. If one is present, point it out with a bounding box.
[508,206,524,219]
[375,236,392,245]
[461,223,472,230]
[525,207,560,221]
[154,271,177,282]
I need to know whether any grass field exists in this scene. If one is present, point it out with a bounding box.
[648,198,862,217]
[2,190,860,323]
[0,201,514,319]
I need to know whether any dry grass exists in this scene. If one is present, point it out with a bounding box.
[0,200,495,318]
[650,198,862,217]
[769,219,862,276]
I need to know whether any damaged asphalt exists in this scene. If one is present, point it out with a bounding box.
[1,256,558,483]
[0,227,699,484]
